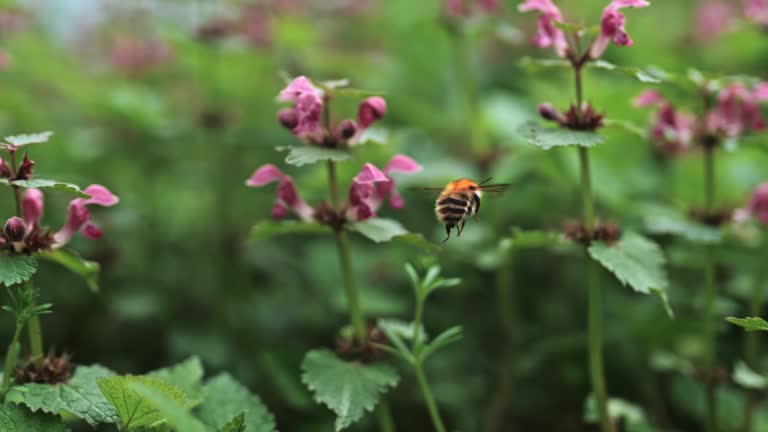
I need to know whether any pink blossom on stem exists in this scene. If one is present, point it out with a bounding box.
[694,1,735,42]
[633,89,666,107]
[755,82,768,102]
[706,84,767,138]
[518,0,569,57]
[53,185,119,247]
[357,97,387,129]
[650,104,695,155]
[346,155,422,220]
[22,188,43,230]
[277,76,323,135]
[748,182,768,225]
[746,0,768,26]
[246,164,314,221]
[590,0,650,59]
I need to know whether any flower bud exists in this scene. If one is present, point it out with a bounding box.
[4,216,25,242]
[0,157,12,178]
[357,97,386,129]
[749,182,768,225]
[277,108,299,130]
[271,203,288,220]
[538,103,561,122]
[339,119,358,139]
[16,153,34,180]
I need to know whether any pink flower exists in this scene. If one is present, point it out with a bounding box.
[590,0,650,59]
[53,185,119,247]
[346,155,422,220]
[444,0,470,18]
[694,1,735,42]
[111,37,171,74]
[277,76,324,135]
[706,84,766,138]
[746,0,768,26]
[633,89,666,107]
[650,104,695,155]
[246,164,314,221]
[357,97,387,129]
[748,182,768,225]
[518,0,569,57]
[22,188,43,231]
[755,82,768,102]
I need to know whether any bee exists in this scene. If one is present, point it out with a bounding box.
[415,178,510,243]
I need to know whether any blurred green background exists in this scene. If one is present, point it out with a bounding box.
[1,0,767,430]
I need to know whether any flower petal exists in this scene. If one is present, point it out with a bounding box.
[357,96,387,129]
[246,164,287,187]
[22,188,44,227]
[82,222,103,240]
[384,154,422,174]
[83,185,119,207]
[634,90,665,107]
[277,76,319,102]
[354,163,389,184]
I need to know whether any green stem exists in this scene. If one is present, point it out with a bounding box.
[375,399,395,432]
[1,324,23,397]
[743,243,767,432]
[415,364,447,432]
[333,228,366,342]
[573,62,611,432]
[702,146,719,432]
[24,281,43,370]
[412,298,424,350]
[587,257,612,432]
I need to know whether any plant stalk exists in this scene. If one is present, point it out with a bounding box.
[415,364,447,432]
[1,324,23,397]
[743,241,767,432]
[326,158,396,431]
[702,146,719,432]
[572,59,612,432]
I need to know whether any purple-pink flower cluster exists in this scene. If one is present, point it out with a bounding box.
[747,182,768,225]
[444,0,502,19]
[277,76,386,146]
[635,83,768,156]
[247,155,421,223]
[746,0,768,27]
[1,186,119,253]
[518,0,649,60]
[110,36,172,75]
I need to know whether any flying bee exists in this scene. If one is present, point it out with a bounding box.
[414,178,510,243]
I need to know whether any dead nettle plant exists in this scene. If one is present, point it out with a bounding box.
[0,133,278,432]
[633,77,768,432]
[517,1,675,431]
[246,76,451,431]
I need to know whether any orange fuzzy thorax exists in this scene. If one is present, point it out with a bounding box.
[444,178,478,192]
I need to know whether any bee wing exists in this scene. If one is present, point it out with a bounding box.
[480,184,511,193]
[407,187,446,193]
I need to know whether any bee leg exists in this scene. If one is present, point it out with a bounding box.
[458,219,466,236]
[442,225,452,243]
[473,194,481,222]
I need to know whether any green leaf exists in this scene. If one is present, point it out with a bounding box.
[355,127,388,146]
[518,122,604,150]
[127,380,206,432]
[518,56,570,71]
[347,218,407,243]
[196,373,276,432]
[0,402,71,432]
[301,349,399,431]
[644,210,722,244]
[37,249,100,292]
[3,132,54,147]
[218,413,246,432]
[147,357,205,406]
[584,396,651,432]
[276,146,351,167]
[390,233,442,254]
[733,361,767,390]
[249,221,332,241]
[588,60,668,83]
[588,232,672,317]
[0,179,91,198]
[727,316,768,332]
[7,365,118,426]
[603,119,647,138]
[417,326,463,363]
[97,376,189,430]
[0,254,37,287]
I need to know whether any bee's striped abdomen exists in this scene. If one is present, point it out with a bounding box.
[435,192,472,227]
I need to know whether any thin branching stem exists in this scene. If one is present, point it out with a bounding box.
[574,63,613,432]
[415,363,447,432]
